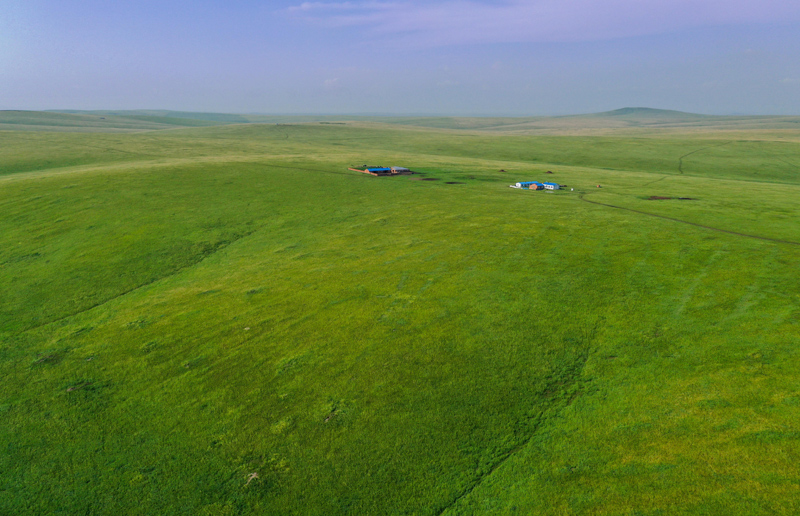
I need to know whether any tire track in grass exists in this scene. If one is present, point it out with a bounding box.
[577,193,800,246]
[678,140,734,174]
[638,175,669,188]
[435,417,550,516]
[267,164,360,177]
[6,163,370,338]
[776,157,800,169]
[436,324,598,516]
[674,250,725,317]
[13,229,258,338]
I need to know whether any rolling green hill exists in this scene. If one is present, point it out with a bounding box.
[1,120,799,514]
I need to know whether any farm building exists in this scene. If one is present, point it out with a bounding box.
[348,166,414,176]
[543,182,560,190]
[513,181,544,189]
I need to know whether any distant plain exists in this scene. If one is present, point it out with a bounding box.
[1,108,799,515]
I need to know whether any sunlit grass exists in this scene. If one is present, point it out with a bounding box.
[1,121,798,514]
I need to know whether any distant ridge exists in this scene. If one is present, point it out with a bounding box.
[0,110,230,132]
[50,107,712,122]
[591,107,709,118]
[3,108,798,134]
[50,109,252,123]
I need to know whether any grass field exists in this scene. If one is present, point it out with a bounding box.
[1,111,799,515]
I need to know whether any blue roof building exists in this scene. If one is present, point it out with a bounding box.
[515,181,545,189]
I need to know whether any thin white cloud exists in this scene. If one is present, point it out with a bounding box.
[286,0,800,45]
[287,2,402,14]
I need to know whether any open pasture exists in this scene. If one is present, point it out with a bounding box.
[1,114,799,514]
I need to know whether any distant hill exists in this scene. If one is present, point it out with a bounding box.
[51,109,253,124]
[592,107,710,119]
[2,108,797,135]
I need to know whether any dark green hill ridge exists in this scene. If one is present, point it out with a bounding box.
[594,107,710,118]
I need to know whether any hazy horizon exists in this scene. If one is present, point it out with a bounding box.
[3,1,799,116]
[29,106,800,118]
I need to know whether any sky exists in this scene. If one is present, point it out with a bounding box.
[1,0,799,115]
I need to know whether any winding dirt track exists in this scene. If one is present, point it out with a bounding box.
[577,193,800,246]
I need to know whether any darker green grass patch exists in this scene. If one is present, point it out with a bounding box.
[697,398,733,409]
[738,430,800,444]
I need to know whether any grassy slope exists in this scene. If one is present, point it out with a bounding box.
[0,122,799,514]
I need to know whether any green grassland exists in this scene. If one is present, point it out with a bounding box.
[42,107,800,136]
[1,112,799,515]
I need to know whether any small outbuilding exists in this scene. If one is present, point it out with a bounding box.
[349,165,414,176]
[514,181,544,190]
[543,182,560,190]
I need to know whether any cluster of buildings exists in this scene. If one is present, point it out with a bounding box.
[346,165,566,192]
[348,166,413,176]
[511,181,561,190]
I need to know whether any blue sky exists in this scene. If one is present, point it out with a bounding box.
[2,0,799,115]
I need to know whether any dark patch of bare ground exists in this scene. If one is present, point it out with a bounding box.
[647,196,696,200]
[445,182,465,184]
